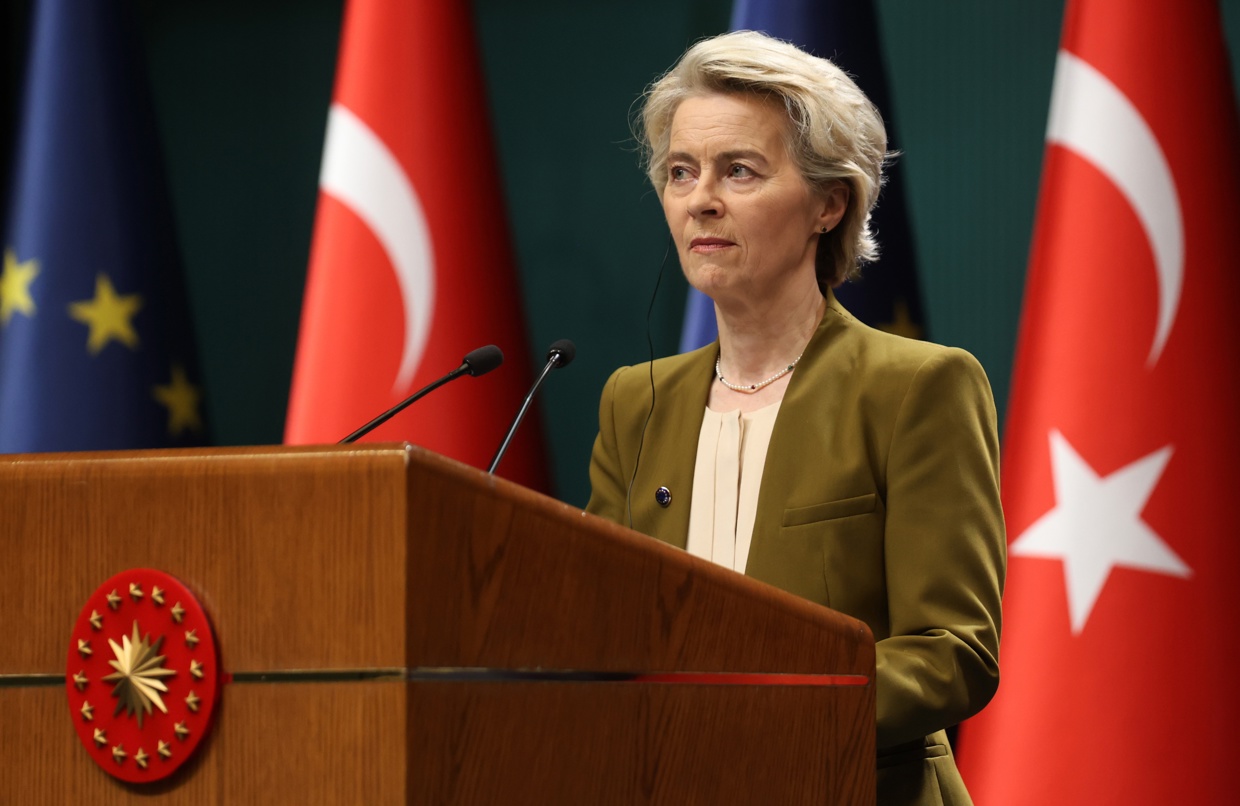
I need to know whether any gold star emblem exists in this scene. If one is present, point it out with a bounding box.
[185,629,198,648]
[0,248,39,325]
[112,744,127,764]
[185,690,200,713]
[80,700,94,721]
[67,273,143,354]
[77,638,92,658]
[72,670,88,691]
[129,582,144,601]
[878,298,924,341]
[152,365,203,437]
[189,659,204,680]
[93,728,107,747]
[170,602,185,624]
[89,610,103,630]
[157,740,172,759]
[151,586,165,605]
[106,590,122,610]
[101,621,177,728]
[134,747,149,769]
[174,721,189,741]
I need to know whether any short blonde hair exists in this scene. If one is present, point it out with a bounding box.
[638,30,888,287]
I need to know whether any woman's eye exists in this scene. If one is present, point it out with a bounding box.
[729,164,753,178]
[669,166,690,181]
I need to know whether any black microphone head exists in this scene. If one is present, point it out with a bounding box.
[462,345,503,376]
[547,339,576,368]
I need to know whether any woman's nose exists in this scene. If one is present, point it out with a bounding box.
[686,175,722,218]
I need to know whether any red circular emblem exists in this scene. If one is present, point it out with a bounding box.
[65,569,220,783]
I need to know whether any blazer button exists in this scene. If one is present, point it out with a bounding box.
[654,486,672,507]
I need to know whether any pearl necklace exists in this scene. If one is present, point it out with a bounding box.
[715,352,804,393]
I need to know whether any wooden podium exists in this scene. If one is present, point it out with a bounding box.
[0,444,875,803]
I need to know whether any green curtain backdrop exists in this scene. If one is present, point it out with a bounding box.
[6,0,1236,506]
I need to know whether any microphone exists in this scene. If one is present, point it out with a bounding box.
[339,345,504,444]
[487,339,575,474]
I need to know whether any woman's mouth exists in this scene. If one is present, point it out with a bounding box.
[689,237,735,252]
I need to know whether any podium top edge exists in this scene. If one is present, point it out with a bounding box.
[0,442,417,465]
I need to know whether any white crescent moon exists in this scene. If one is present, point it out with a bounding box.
[1046,50,1183,367]
[318,102,434,392]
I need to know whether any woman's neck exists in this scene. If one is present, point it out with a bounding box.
[708,284,826,413]
[715,286,826,380]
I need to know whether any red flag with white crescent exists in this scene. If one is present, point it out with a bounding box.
[958,1,1240,801]
[285,0,548,491]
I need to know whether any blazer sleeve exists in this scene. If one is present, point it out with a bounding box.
[876,348,1006,749]
[585,366,628,525]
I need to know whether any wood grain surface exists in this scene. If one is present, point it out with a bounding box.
[1,445,875,803]
[409,681,874,805]
[1,683,406,803]
[1,445,409,674]
[404,446,875,676]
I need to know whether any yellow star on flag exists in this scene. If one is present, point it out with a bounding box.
[153,364,203,437]
[68,273,143,354]
[878,298,923,341]
[1,248,40,325]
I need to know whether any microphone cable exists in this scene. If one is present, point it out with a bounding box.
[626,235,676,530]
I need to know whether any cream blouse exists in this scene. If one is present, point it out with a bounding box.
[685,400,782,574]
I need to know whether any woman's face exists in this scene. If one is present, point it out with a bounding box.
[662,92,846,309]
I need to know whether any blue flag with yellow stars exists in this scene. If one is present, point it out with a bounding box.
[680,0,928,352]
[0,0,207,452]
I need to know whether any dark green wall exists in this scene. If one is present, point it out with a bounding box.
[135,0,342,446]
[74,1,1240,505]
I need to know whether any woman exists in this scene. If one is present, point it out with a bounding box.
[586,31,1005,805]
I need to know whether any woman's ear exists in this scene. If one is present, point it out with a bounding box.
[817,181,850,233]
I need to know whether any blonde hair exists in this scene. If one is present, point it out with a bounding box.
[638,30,888,287]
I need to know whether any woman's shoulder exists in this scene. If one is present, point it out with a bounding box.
[604,343,715,397]
[826,302,989,384]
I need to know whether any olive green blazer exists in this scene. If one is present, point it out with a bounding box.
[586,293,1005,805]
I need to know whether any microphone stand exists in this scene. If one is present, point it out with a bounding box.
[339,345,503,444]
[488,342,573,473]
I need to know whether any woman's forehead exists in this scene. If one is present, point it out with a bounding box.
[668,93,791,153]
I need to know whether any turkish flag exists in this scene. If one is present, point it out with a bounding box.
[956,1,1240,802]
[285,0,548,491]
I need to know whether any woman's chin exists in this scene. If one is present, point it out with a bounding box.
[684,267,733,297]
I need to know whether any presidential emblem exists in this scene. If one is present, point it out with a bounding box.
[65,569,219,783]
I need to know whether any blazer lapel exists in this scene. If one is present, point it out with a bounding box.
[747,292,851,578]
[630,345,715,549]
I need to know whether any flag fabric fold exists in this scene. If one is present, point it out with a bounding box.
[679,0,927,352]
[0,0,207,452]
[958,1,1240,801]
[285,0,548,491]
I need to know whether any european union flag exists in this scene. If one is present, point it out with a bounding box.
[0,0,207,452]
[680,0,928,352]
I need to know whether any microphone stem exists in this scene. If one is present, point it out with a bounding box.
[339,365,467,444]
[487,356,558,473]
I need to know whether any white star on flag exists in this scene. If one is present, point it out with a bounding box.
[1010,429,1191,634]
